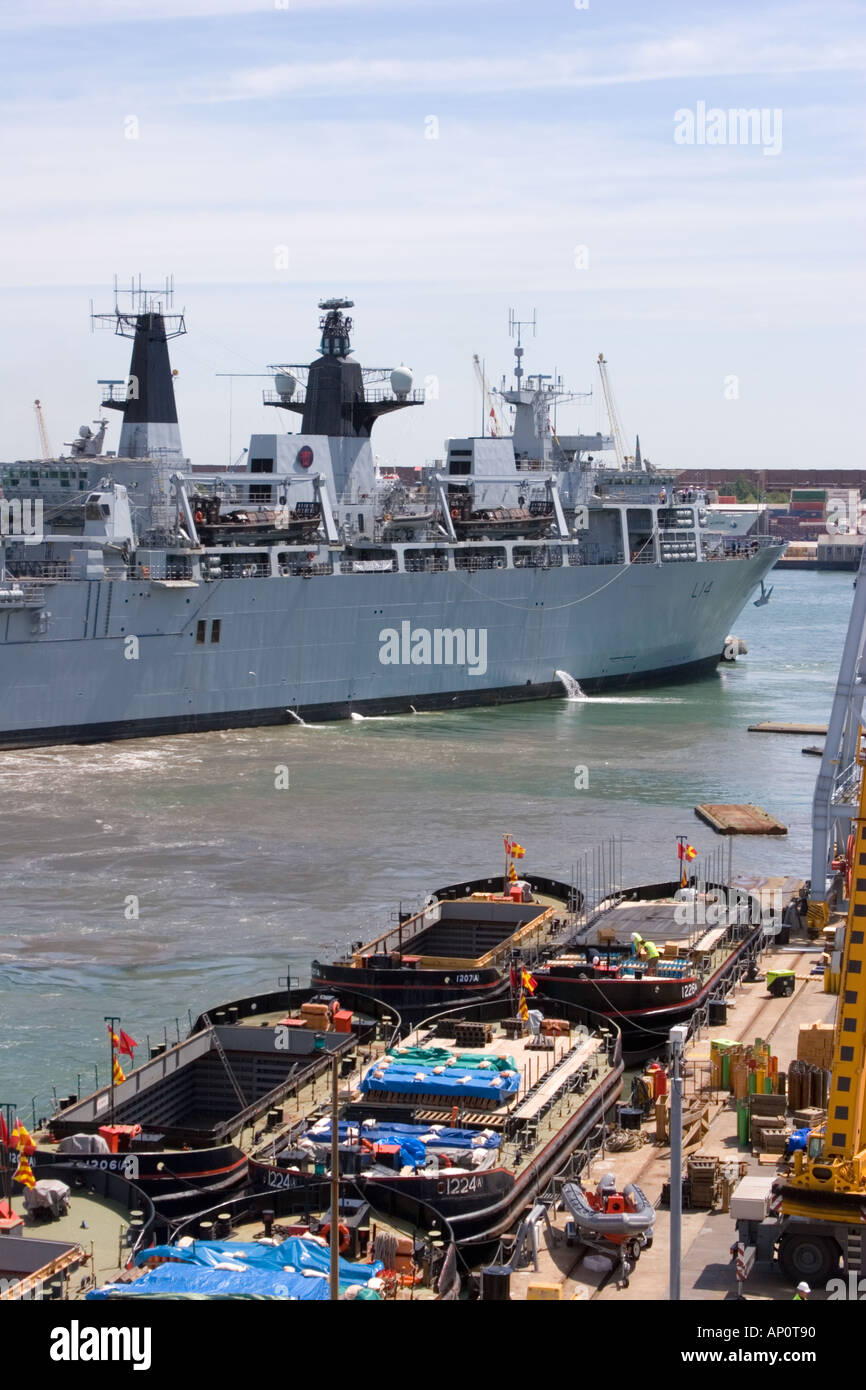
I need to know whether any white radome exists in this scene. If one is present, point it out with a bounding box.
[390,366,413,397]
[274,372,296,398]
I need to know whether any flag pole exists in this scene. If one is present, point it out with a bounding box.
[105,1015,121,1128]
[0,1102,14,1210]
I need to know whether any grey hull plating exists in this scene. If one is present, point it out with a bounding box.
[0,546,776,748]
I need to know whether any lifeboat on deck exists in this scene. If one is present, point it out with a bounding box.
[561,1173,655,1245]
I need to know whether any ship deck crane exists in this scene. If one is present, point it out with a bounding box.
[596,354,640,472]
[33,399,53,459]
[473,354,506,437]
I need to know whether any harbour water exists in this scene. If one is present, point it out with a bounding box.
[0,569,850,1114]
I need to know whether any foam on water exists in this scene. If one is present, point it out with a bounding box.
[554,669,587,701]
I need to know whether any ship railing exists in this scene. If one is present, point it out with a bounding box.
[278,560,334,577]
[8,560,77,581]
[569,543,626,566]
[203,560,270,579]
[262,388,306,407]
[514,547,564,569]
[454,553,508,572]
[404,554,450,573]
[128,562,194,582]
[701,535,776,561]
[0,578,52,604]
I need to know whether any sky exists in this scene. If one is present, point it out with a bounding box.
[0,0,863,473]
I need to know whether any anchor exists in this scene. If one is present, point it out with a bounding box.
[753,580,773,607]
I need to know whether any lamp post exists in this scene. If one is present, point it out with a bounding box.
[668,1023,688,1301]
[330,1047,340,1302]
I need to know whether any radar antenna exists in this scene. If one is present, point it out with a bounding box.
[507,308,536,388]
[91,275,186,340]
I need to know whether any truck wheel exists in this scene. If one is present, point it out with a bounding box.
[779,1234,839,1285]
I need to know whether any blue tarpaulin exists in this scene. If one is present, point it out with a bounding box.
[88,1264,331,1300]
[360,1061,519,1104]
[131,1237,382,1284]
[304,1119,500,1169]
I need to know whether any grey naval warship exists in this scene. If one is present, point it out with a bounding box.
[0,284,783,749]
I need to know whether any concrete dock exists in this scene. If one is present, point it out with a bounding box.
[509,937,836,1302]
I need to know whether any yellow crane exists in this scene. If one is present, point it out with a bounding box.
[33,399,53,459]
[775,727,866,1281]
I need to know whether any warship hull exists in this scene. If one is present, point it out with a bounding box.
[0,545,777,749]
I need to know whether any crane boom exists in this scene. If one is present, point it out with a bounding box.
[33,399,53,459]
[473,354,504,437]
[597,354,627,471]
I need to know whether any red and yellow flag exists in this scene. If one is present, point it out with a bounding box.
[13,1152,36,1190]
[10,1120,35,1155]
[677,842,697,862]
[112,1057,126,1085]
[518,992,529,1022]
[108,1024,138,1060]
[521,968,538,995]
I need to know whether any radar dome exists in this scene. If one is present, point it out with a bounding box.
[274,372,297,399]
[390,366,413,397]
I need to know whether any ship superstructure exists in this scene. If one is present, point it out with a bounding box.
[0,286,783,749]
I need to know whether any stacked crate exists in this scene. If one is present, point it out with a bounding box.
[453,1021,493,1047]
[796,1022,835,1069]
[687,1155,718,1209]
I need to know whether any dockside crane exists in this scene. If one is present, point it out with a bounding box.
[33,399,53,460]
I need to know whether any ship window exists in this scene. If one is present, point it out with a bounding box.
[250,458,274,473]
[449,458,471,475]
[211,619,221,643]
[196,620,206,644]
[85,500,103,521]
[249,485,273,503]
[358,513,365,533]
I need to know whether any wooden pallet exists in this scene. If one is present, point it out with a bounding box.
[368,1089,500,1110]
[414,1107,508,1130]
